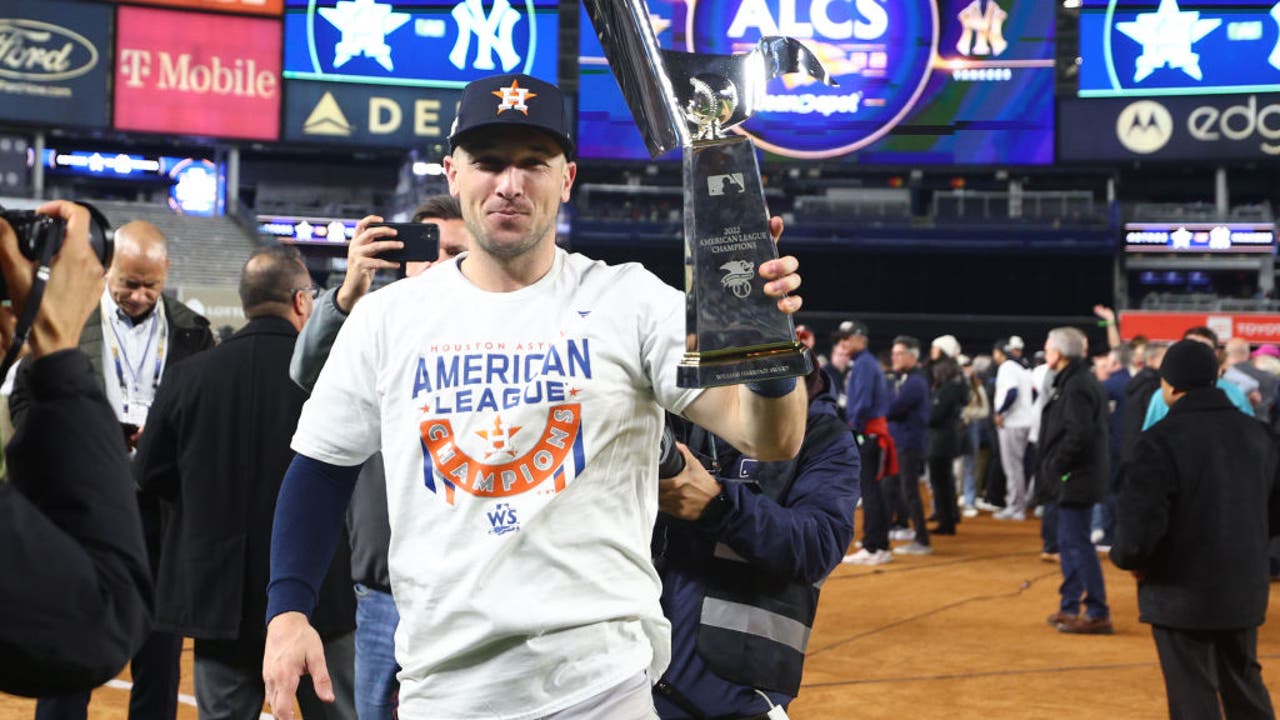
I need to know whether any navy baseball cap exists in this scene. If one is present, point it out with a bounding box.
[448,74,574,157]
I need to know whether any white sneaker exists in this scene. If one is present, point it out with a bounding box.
[994,508,1026,521]
[893,542,934,556]
[842,548,877,565]
[974,499,1002,512]
[1095,544,1112,554]
[1034,505,1045,518]
[889,528,916,542]
[1090,528,1105,545]
[872,549,894,565]
[962,506,979,519]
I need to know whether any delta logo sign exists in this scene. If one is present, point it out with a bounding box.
[684,0,937,159]
[283,0,558,88]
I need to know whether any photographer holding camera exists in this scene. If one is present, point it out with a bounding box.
[652,363,860,719]
[0,201,152,696]
[8,218,213,720]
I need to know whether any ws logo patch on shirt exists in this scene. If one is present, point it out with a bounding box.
[486,502,520,535]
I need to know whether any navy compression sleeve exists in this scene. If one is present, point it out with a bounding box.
[996,387,1018,415]
[265,454,360,626]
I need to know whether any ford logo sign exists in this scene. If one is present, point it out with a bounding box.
[0,19,99,82]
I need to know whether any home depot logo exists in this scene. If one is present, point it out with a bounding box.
[118,49,277,98]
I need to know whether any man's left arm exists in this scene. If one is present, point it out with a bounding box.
[660,420,860,584]
[683,382,807,462]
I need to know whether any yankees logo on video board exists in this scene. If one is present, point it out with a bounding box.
[283,0,558,88]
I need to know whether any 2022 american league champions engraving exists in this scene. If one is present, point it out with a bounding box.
[583,0,832,387]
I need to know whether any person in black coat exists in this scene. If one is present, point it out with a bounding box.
[1118,343,1166,468]
[136,246,356,718]
[0,201,152,697]
[10,220,215,720]
[927,357,968,535]
[1111,340,1280,720]
[1036,327,1112,635]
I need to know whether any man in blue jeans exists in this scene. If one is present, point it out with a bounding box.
[290,195,471,719]
[1036,327,1112,634]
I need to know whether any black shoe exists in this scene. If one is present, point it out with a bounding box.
[931,525,956,535]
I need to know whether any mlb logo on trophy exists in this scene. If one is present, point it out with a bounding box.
[708,173,744,196]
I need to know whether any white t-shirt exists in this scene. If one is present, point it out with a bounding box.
[994,358,1034,429]
[99,289,169,427]
[292,248,701,720]
[1028,363,1053,443]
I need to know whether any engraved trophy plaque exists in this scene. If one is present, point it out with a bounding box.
[582,0,835,387]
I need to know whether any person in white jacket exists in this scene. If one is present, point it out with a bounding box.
[992,338,1034,520]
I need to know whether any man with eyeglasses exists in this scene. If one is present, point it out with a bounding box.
[136,245,356,718]
[10,220,214,720]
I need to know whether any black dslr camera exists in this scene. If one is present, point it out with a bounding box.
[0,203,113,301]
[658,423,685,479]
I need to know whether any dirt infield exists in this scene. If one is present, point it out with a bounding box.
[3,510,1278,719]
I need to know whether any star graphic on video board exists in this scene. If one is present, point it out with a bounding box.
[1116,0,1221,83]
[318,0,411,71]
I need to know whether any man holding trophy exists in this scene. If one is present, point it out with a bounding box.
[262,44,825,720]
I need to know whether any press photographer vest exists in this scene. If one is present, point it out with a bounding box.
[690,413,847,697]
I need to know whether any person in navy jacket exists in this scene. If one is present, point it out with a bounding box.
[651,364,860,719]
[886,336,932,555]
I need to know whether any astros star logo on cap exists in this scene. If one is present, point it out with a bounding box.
[493,79,536,116]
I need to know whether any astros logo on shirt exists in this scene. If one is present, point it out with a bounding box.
[419,404,585,505]
[411,336,594,507]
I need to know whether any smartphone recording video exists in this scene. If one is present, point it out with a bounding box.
[369,222,440,264]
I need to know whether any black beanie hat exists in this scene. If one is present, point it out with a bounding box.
[1160,339,1218,391]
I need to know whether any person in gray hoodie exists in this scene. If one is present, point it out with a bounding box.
[289,195,469,720]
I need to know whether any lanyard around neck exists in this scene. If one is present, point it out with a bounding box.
[104,301,167,408]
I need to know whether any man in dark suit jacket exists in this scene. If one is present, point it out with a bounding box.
[10,220,214,720]
[1112,339,1280,720]
[1037,326,1112,635]
[137,245,356,718]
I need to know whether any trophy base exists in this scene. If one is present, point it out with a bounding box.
[677,342,813,388]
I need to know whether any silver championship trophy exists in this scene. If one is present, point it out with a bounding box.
[583,0,835,387]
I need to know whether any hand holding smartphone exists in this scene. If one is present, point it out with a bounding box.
[368,223,439,264]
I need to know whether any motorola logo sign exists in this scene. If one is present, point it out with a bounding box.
[1187,95,1280,156]
[1113,96,1280,157]
[1116,100,1173,155]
